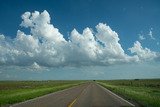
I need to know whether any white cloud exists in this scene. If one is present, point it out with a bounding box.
[0,34,5,40]
[31,62,41,69]
[27,62,49,72]
[21,10,66,43]
[95,23,137,64]
[138,34,145,40]
[0,10,159,68]
[68,28,99,62]
[148,28,155,40]
[96,23,125,56]
[129,41,157,61]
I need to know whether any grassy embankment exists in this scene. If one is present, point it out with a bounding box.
[0,80,85,106]
[97,79,160,107]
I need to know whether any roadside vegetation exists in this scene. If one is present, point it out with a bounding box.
[0,80,85,106]
[97,79,160,107]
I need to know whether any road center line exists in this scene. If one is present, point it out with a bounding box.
[68,98,77,107]
[67,84,90,107]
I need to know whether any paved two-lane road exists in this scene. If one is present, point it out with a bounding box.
[11,82,134,107]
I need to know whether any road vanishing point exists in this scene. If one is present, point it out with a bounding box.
[11,82,135,107]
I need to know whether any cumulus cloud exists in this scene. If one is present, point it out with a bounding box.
[0,10,159,68]
[21,10,66,43]
[129,41,157,61]
[0,34,5,40]
[31,62,41,69]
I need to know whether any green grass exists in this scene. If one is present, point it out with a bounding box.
[0,80,85,106]
[97,79,160,107]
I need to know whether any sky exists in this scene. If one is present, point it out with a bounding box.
[0,0,160,80]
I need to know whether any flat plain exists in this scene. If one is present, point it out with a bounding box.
[0,79,159,107]
[0,80,84,106]
[98,79,160,107]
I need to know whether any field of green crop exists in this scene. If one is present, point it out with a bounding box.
[97,79,160,107]
[0,80,84,106]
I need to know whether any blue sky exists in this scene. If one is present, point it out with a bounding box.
[0,0,160,80]
[1,0,160,51]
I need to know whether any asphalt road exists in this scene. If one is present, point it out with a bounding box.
[11,82,135,107]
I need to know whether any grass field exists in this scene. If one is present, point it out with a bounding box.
[1,79,159,107]
[0,80,85,106]
[97,79,160,107]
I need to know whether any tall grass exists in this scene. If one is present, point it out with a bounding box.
[0,81,84,106]
[98,79,160,107]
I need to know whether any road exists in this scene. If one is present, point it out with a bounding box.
[11,82,135,107]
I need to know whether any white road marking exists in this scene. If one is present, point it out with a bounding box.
[98,83,135,107]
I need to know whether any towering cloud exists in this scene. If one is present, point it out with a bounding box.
[0,10,158,68]
[21,10,66,43]
[129,41,157,61]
